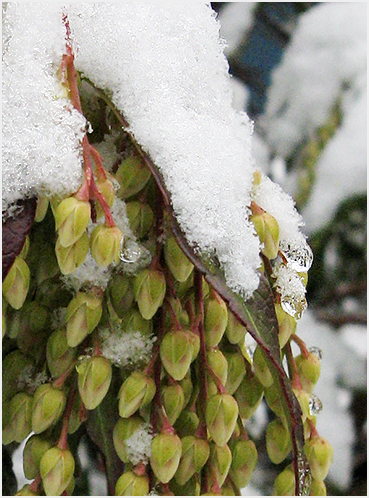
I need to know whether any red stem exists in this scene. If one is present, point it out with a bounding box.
[285,342,303,390]
[194,270,209,421]
[58,387,77,450]
[291,333,310,359]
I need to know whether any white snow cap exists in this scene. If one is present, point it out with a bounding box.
[2,3,86,211]
[3,3,262,298]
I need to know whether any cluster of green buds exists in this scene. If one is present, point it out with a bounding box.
[2,51,332,498]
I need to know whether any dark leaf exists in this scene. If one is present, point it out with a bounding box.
[2,198,37,280]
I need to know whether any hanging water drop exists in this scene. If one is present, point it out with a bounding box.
[280,293,307,320]
[280,240,313,272]
[309,394,323,415]
[120,239,142,264]
[309,347,323,360]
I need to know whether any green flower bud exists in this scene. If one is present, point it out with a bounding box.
[310,479,327,496]
[54,196,91,247]
[225,312,247,345]
[234,370,264,420]
[150,432,182,483]
[164,297,190,330]
[23,435,52,480]
[295,352,321,394]
[206,394,238,447]
[163,384,185,425]
[40,447,75,496]
[174,409,199,438]
[121,308,153,336]
[118,371,156,418]
[229,439,258,488]
[2,256,30,310]
[2,350,34,401]
[115,155,151,199]
[273,466,295,496]
[264,385,285,420]
[304,436,333,481]
[32,384,66,434]
[178,375,193,408]
[266,418,292,464]
[2,392,32,444]
[133,269,166,320]
[164,235,194,283]
[250,209,280,260]
[170,476,200,496]
[77,356,112,410]
[90,224,124,267]
[275,303,297,348]
[115,471,149,496]
[204,292,228,347]
[95,175,115,220]
[160,329,196,381]
[68,394,87,435]
[206,348,228,398]
[293,388,312,421]
[221,480,236,496]
[46,328,77,379]
[253,345,274,388]
[66,292,103,347]
[55,232,89,275]
[224,352,246,395]
[15,485,38,496]
[126,201,154,239]
[113,416,143,463]
[19,236,30,259]
[209,442,232,487]
[35,196,50,223]
[175,436,210,486]
[108,274,134,318]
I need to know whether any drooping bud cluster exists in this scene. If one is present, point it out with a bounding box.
[2,48,331,498]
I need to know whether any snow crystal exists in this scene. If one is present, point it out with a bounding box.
[67,3,261,298]
[124,422,153,465]
[62,252,111,292]
[2,3,86,212]
[100,329,156,368]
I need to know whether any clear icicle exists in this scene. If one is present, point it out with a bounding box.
[309,346,323,360]
[297,451,312,496]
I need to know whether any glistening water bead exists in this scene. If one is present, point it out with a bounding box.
[309,347,323,360]
[280,293,307,320]
[279,240,313,273]
[309,394,323,416]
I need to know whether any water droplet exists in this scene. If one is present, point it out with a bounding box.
[86,121,93,134]
[281,293,307,320]
[309,394,323,415]
[119,239,152,275]
[309,347,323,360]
[120,240,142,264]
[280,240,313,272]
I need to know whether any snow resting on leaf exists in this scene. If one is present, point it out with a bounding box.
[3,4,310,300]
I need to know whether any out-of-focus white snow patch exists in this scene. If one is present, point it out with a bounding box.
[2,3,86,213]
[296,311,357,490]
[217,2,256,56]
[261,2,366,158]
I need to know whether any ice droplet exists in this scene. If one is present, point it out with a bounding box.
[119,239,152,275]
[309,347,323,360]
[280,240,313,272]
[281,293,307,320]
[309,394,323,415]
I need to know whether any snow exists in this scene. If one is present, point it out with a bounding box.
[66,3,261,299]
[100,329,156,369]
[217,2,256,56]
[124,422,153,465]
[2,3,86,213]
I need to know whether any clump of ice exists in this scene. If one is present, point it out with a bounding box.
[67,3,261,298]
[124,422,153,465]
[2,3,86,212]
[100,329,156,369]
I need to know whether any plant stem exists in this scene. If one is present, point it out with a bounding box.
[58,386,76,450]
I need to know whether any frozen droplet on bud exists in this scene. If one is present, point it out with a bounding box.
[120,239,142,264]
[86,121,93,134]
[279,240,313,272]
[112,177,121,193]
[119,239,152,276]
[280,293,307,320]
[309,394,323,415]
[309,347,323,360]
